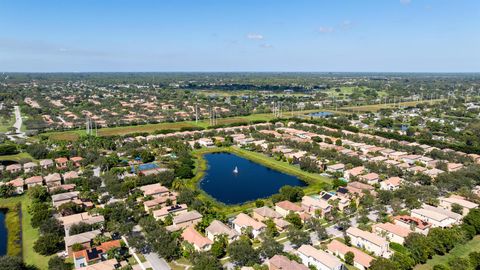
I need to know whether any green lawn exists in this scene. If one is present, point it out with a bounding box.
[339,99,445,112]
[188,147,332,216]
[0,152,35,162]
[0,114,15,133]
[414,236,480,270]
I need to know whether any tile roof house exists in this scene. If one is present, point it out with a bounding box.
[326,240,374,270]
[63,171,80,181]
[424,168,445,178]
[45,172,62,188]
[170,210,203,230]
[447,163,463,172]
[380,177,404,191]
[232,213,266,238]
[64,229,101,256]
[143,194,177,212]
[152,204,188,221]
[52,191,80,208]
[205,220,239,242]
[346,227,391,258]
[70,156,83,166]
[343,166,365,181]
[6,164,22,174]
[268,254,309,270]
[439,195,479,216]
[301,196,331,217]
[360,173,380,185]
[77,258,118,270]
[326,163,345,173]
[7,178,24,194]
[181,226,212,251]
[252,206,282,221]
[60,212,105,236]
[372,222,412,244]
[39,159,54,169]
[393,215,431,235]
[23,162,38,173]
[297,244,344,270]
[411,204,462,228]
[139,183,169,198]
[346,182,376,197]
[275,201,304,217]
[25,175,43,188]
[55,157,69,168]
[73,240,121,268]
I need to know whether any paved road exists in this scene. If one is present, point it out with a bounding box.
[144,252,171,270]
[6,106,26,140]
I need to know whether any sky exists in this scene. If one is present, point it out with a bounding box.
[0,0,479,72]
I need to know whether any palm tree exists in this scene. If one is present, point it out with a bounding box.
[171,178,185,191]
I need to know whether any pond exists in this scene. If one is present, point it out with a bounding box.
[309,111,333,118]
[199,152,306,205]
[0,211,7,256]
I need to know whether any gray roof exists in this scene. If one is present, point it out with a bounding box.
[64,229,101,246]
[205,220,239,239]
[52,191,80,203]
[173,210,202,224]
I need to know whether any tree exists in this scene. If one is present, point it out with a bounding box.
[191,252,223,270]
[404,233,433,264]
[227,239,260,267]
[370,258,399,270]
[140,151,155,163]
[28,186,50,202]
[26,143,49,159]
[285,212,303,229]
[0,256,29,270]
[259,236,283,259]
[265,219,279,238]
[210,235,227,258]
[48,256,73,270]
[287,226,311,248]
[279,186,304,202]
[0,184,15,198]
[391,252,415,270]
[432,265,450,270]
[469,251,480,269]
[450,203,463,215]
[69,222,96,235]
[0,144,18,155]
[39,218,64,236]
[344,251,354,265]
[305,218,328,241]
[33,233,64,255]
[447,257,470,270]
[463,208,480,234]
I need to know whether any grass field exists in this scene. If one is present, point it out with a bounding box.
[41,109,324,141]
[188,147,332,216]
[0,195,51,268]
[0,114,15,133]
[0,152,35,162]
[414,236,480,270]
[339,99,445,112]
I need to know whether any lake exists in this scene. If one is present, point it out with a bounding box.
[0,211,7,256]
[199,152,306,205]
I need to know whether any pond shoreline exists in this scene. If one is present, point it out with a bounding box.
[0,199,22,257]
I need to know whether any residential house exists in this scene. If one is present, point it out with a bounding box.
[326,163,345,173]
[372,222,411,244]
[205,220,239,242]
[73,240,121,268]
[360,173,380,185]
[181,226,212,251]
[346,182,376,197]
[169,210,203,230]
[64,229,101,256]
[380,177,404,191]
[45,172,62,188]
[301,195,331,217]
[268,254,309,270]
[343,166,365,181]
[6,164,22,174]
[411,204,462,228]
[275,201,304,217]
[252,206,282,222]
[346,227,391,258]
[60,212,105,236]
[39,159,54,169]
[63,171,80,181]
[232,213,266,238]
[326,240,374,270]
[447,163,463,172]
[152,204,188,221]
[25,175,43,188]
[393,215,431,235]
[143,194,177,212]
[23,162,38,173]
[70,156,83,167]
[55,157,69,169]
[7,178,24,194]
[139,183,169,198]
[297,244,345,270]
[439,195,478,216]
[52,191,80,208]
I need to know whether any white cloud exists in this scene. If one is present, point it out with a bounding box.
[341,20,353,30]
[400,0,411,5]
[260,43,273,49]
[246,33,264,40]
[318,26,334,33]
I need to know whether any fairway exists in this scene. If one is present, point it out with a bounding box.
[414,236,480,270]
[339,99,445,112]
[0,152,35,162]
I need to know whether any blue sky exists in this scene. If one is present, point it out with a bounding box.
[0,0,479,72]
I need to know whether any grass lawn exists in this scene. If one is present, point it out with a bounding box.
[0,152,35,162]
[339,99,445,112]
[414,236,480,270]
[188,147,332,216]
[0,114,15,133]
[40,109,329,141]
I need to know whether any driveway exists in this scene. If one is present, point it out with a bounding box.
[144,252,171,270]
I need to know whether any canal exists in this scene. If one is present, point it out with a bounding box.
[0,211,7,256]
[200,152,306,205]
